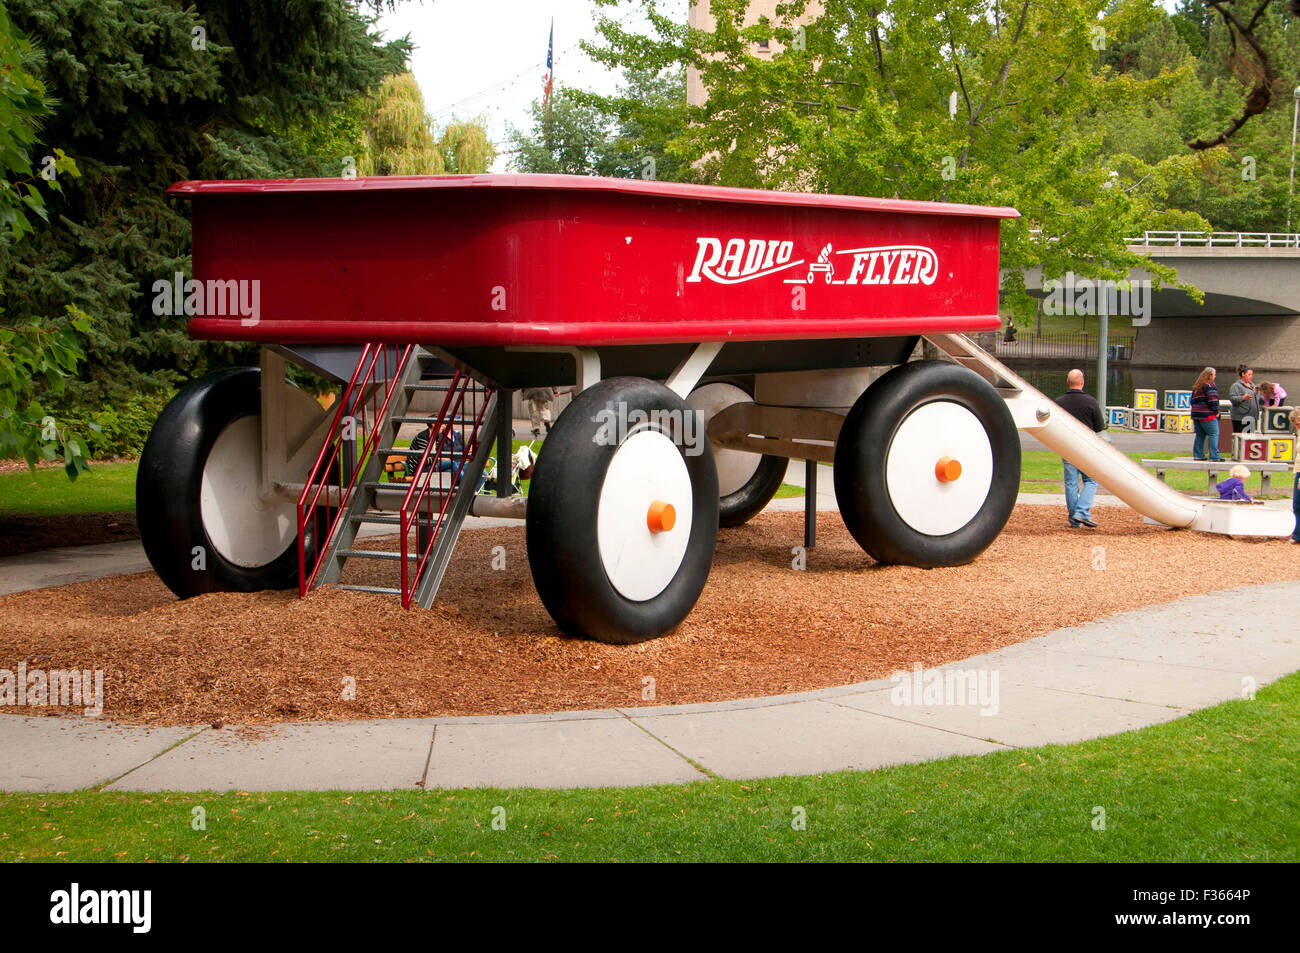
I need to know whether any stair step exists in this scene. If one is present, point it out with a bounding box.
[406,383,450,391]
[365,481,451,496]
[391,415,478,425]
[337,585,402,595]
[338,549,403,561]
[349,512,440,526]
[349,513,403,525]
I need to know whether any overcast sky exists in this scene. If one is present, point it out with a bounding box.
[375,1,688,171]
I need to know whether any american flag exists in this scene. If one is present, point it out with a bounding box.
[543,19,554,110]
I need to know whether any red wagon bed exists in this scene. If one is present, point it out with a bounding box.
[169,174,1016,347]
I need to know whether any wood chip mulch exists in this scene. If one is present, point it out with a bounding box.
[1,505,1295,726]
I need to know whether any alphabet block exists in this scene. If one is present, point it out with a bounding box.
[1106,406,1127,428]
[1262,407,1292,434]
[1133,389,1157,410]
[1268,437,1294,463]
[1162,412,1188,433]
[1233,433,1268,463]
[1164,389,1192,412]
[1135,409,1160,432]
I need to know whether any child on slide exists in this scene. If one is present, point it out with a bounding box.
[1216,465,1252,502]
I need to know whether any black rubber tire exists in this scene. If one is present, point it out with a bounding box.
[137,367,309,598]
[525,377,719,644]
[719,453,788,527]
[833,360,1020,567]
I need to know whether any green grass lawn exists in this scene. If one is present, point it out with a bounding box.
[0,462,139,516]
[1013,313,1141,340]
[2,672,1294,862]
[1,447,1283,517]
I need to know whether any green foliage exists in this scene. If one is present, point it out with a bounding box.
[357,72,446,175]
[2,0,410,416]
[587,0,1220,321]
[321,72,497,177]
[437,117,496,174]
[506,68,688,180]
[1092,0,1300,233]
[579,0,1297,321]
[0,5,90,479]
[48,389,177,459]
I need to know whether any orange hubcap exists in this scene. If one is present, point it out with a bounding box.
[935,456,962,483]
[647,500,677,533]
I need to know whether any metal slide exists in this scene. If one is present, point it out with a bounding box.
[926,334,1295,537]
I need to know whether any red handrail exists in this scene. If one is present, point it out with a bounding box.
[398,374,492,608]
[297,343,413,596]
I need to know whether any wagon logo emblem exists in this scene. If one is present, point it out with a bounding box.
[686,238,939,287]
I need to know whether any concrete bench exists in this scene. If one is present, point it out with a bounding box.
[1141,458,1290,493]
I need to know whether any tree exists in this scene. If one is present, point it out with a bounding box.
[437,117,496,174]
[0,4,89,476]
[506,68,687,180]
[3,0,410,415]
[296,72,495,178]
[587,0,1210,322]
[506,89,619,175]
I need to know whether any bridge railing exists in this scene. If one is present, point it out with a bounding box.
[981,330,1137,362]
[1124,231,1300,248]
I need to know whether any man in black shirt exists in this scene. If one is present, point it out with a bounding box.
[1056,369,1106,528]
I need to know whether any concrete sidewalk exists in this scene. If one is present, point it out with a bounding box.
[2,579,1295,793]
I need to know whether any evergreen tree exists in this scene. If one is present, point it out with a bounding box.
[2,0,410,411]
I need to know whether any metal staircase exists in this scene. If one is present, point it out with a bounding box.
[297,346,496,608]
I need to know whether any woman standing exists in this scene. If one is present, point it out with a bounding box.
[1190,366,1225,462]
[1228,364,1259,434]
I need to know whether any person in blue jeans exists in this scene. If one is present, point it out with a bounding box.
[1056,369,1106,528]
[1189,366,1224,461]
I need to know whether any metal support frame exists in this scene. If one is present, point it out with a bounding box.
[259,347,287,500]
[707,402,845,463]
[664,341,724,399]
[804,459,817,549]
[495,388,513,497]
[259,346,337,503]
[503,345,602,392]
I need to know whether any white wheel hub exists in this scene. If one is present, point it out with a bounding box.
[201,415,297,568]
[686,382,761,497]
[596,429,694,601]
[884,401,994,536]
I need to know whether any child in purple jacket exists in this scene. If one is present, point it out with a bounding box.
[1216,465,1252,501]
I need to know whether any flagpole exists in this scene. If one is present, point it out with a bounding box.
[544,18,554,153]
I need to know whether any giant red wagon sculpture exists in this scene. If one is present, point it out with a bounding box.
[137,174,1028,643]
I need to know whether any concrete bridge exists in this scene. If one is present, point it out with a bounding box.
[1020,232,1300,372]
